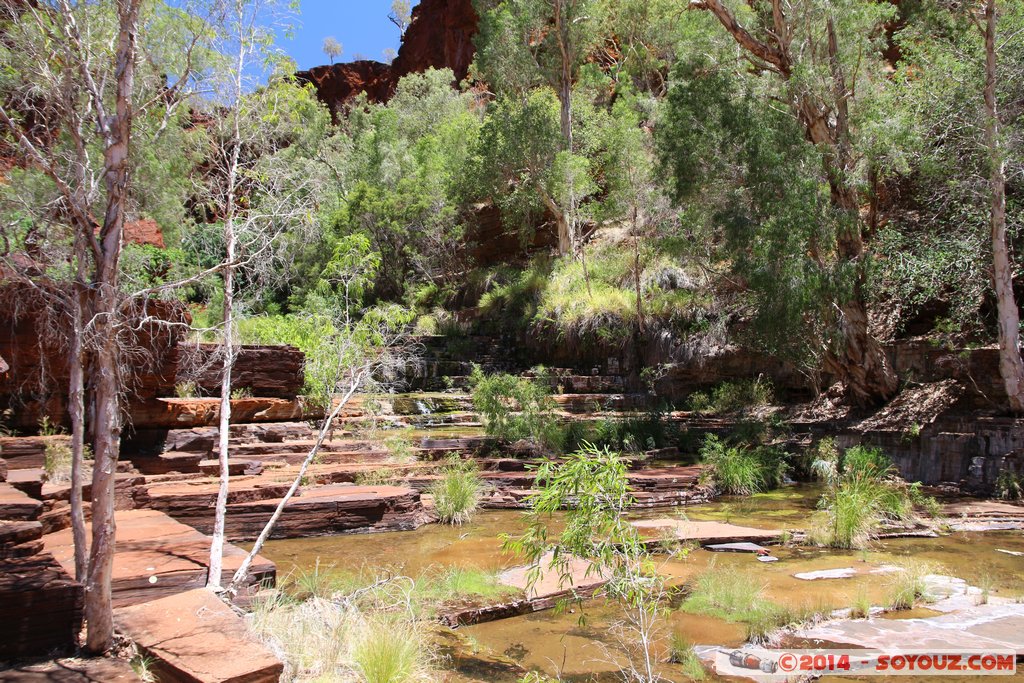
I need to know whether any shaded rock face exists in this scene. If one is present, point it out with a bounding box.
[0,287,187,429]
[296,0,479,114]
[296,60,395,114]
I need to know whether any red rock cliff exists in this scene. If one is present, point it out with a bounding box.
[296,0,478,115]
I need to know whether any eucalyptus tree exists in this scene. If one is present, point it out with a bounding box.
[197,0,330,591]
[474,0,606,256]
[0,0,206,652]
[889,0,1024,409]
[669,0,902,404]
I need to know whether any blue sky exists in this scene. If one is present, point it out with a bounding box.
[278,0,420,70]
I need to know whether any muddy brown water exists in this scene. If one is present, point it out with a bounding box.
[259,485,1024,682]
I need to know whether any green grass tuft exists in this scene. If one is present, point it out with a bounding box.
[668,633,706,680]
[430,464,482,525]
[351,615,433,683]
[699,434,787,495]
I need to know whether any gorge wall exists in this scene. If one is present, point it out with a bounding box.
[295,0,478,115]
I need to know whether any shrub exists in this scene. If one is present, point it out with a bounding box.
[995,469,1024,500]
[284,560,347,601]
[810,445,929,549]
[430,463,482,524]
[384,431,416,463]
[249,592,352,679]
[687,378,774,414]
[886,562,933,610]
[469,365,562,450]
[667,634,706,680]
[585,410,678,453]
[699,434,787,494]
[849,588,872,619]
[249,574,436,682]
[43,440,73,485]
[174,381,199,398]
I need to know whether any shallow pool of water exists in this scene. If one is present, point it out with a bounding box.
[257,485,1024,682]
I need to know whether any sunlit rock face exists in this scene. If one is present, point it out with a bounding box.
[296,0,479,116]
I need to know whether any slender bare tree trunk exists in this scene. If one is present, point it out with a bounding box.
[208,23,246,590]
[68,235,88,582]
[553,0,576,258]
[207,224,235,588]
[983,0,1024,412]
[84,0,140,653]
[224,376,363,597]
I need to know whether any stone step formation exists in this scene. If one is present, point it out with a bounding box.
[0,338,734,676]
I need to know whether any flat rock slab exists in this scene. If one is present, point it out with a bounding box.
[632,519,784,545]
[0,483,43,521]
[134,397,309,429]
[942,500,1024,518]
[794,565,900,581]
[0,553,83,659]
[198,458,263,477]
[0,657,140,682]
[706,542,770,553]
[792,602,1024,654]
[0,520,44,559]
[499,550,608,600]
[6,469,44,499]
[220,483,432,541]
[44,509,274,608]
[115,588,282,683]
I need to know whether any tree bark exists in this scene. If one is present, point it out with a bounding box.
[68,236,88,582]
[83,0,140,654]
[983,0,1024,412]
[208,217,236,589]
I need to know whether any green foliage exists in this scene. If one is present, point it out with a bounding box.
[699,434,787,495]
[680,562,826,643]
[43,440,72,485]
[810,446,928,549]
[995,470,1024,501]
[323,69,480,301]
[429,462,483,525]
[849,588,872,619]
[37,416,63,437]
[584,410,676,454]
[413,566,516,604]
[886,562,933,611]
[667,634,706,680]
[504,443,662,613]
[469,366,562,449]
[351,615,432,683]
[686,378,774,414]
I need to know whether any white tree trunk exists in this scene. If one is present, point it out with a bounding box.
[983,0,1024,412]
[207,223,236,589]
[208,27,246,589]
[224,376,363,597]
